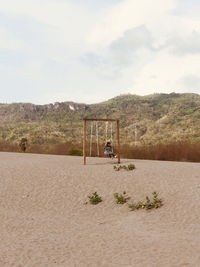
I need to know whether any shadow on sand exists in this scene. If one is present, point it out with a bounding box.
[85,159,132,166]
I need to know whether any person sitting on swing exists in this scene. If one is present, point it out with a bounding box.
[104,142,116,158]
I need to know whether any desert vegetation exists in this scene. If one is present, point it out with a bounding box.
[87,191,163,210]
[114,191,128,204]
[120,142,200,162]
[128,192,163,211]
[0,141,18,152]
[19,138,28,152]
[88,192,102,205]
[113,163,136,171]
[0,93,200,148]
[0,93,200,162]
[0,141,200,162]
[0,141,82,155]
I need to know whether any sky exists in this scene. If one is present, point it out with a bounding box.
[0,0,200,104]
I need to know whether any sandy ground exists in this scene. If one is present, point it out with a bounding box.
[0,152,200,267]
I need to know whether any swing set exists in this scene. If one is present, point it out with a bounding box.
[83,118,120,165]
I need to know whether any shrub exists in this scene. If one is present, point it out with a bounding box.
[0,141,18,152]
[128,201,145,210]
[127,164,136,170]
[67,148,83,156]
[152,191,163,208]
[128,192,163,211]
[114,191,128,204]
[120,142,200,163]
[144,196,155,210]
[19,138,28,152]
[88,192,102,205]
[113,164,136,171]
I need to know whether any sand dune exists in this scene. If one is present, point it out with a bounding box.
[0,152,200,267]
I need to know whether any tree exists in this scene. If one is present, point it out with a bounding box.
[19,138,28,152]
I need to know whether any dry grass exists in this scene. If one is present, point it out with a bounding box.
[0,141,18,152]
[0,141,82,155]
[121,142,200,162]
[0,141,200,162]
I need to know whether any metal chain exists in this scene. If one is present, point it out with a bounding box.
[96,122,100,156]
[105,121,108,144]
[89,122,93,157]
[110,122,113,152]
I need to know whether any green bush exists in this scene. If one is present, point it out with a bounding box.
[152,191,163,209]
[114,191,128,204]
[88,192,102,205]
[128,201,145,210]
[19,137,28,152]
[127,164,136,170]
[113,163,136,171]
[128,192,163,211]
[67,148,83,156]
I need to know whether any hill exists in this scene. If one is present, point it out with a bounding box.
[0,93,200,146]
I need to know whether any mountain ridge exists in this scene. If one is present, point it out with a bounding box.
[0,93,199,145]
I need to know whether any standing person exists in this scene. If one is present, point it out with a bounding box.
[104,142,116,158]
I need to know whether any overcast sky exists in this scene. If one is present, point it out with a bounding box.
[0,0,200,104]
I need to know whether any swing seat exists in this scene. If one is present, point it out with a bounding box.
[104,150,114,157]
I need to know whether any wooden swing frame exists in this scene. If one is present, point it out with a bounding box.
[83,118,120,165]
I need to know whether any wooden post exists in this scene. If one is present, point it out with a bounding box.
[83,119,86,165]
[117,120,120,164]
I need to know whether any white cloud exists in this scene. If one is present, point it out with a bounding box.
[0,0,200,104]
[0,0,97,49]
[131,52,200,95]
[0,28,27,51]
[165,31,200,55]
[180,75,200,93]
[85,0,200,97]
[87,0,176,48]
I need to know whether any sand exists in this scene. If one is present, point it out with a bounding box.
[0,152,200,267]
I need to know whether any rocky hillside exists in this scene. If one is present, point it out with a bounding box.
[0,93,200,146]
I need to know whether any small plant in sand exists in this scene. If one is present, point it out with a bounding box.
[144,196,155,210]
[128,201,145,210]
[128,192,163,211]
[127,163,136,170]
[88,192,102,205]
[152,191,163,209]
[114,191,128,204]
[113,163,136,171]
